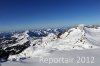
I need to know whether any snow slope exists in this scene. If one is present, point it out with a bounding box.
[7,24,100,61]
[2,48,100,66]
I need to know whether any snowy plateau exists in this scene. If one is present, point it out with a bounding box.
[0,24,100,66]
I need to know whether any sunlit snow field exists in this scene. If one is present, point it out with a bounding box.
[1,48,100,66]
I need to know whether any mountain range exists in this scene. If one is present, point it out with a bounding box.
[0,24,100,62]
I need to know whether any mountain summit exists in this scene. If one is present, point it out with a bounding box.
[0,24,100,61]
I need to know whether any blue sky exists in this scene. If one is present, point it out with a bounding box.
[0,0,100,31]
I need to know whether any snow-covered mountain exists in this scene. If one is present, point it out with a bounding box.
[0,24,100,61]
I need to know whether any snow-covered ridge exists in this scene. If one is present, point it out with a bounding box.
[0,24,100,61]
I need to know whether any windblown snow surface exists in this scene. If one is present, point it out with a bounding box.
[1,24,100,66]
